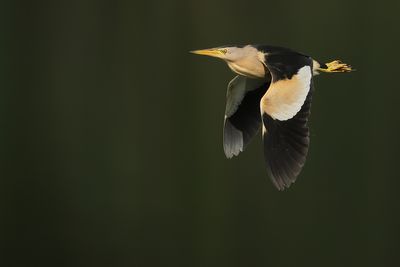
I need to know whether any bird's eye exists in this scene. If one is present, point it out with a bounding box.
[220,49,227,54]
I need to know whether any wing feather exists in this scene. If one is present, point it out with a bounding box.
[223,76,270,158]
[262,89,313,190]
[259,51,314,190]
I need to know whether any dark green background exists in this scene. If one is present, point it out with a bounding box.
[1,0,400,266]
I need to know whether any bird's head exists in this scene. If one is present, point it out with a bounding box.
[190,46,243,62]
[190,45,266,78]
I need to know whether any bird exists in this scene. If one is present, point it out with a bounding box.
[191,44,353,190]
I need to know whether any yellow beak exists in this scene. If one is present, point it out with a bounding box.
[190,49,222,58]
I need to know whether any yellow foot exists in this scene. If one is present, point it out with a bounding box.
[320,60,354,73]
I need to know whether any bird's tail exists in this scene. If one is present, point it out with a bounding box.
[317,60,354,73]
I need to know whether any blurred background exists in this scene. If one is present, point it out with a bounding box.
[1,0,400,266]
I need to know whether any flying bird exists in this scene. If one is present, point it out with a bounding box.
[191,44,352,190]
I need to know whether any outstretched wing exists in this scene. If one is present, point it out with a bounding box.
[223,75,270,158]
[262,89,313,190]
[260,51,314,190]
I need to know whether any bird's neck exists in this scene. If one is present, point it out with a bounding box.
[226,51,267,79]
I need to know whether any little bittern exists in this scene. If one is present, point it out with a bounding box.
[191,44,353,190]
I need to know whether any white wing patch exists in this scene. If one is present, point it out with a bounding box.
[261,66,312,121]
[225,76,265,118]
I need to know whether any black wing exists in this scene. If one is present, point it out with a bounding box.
[223,76,270,158]
[260,49,314,190]
[262,88,312,190]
